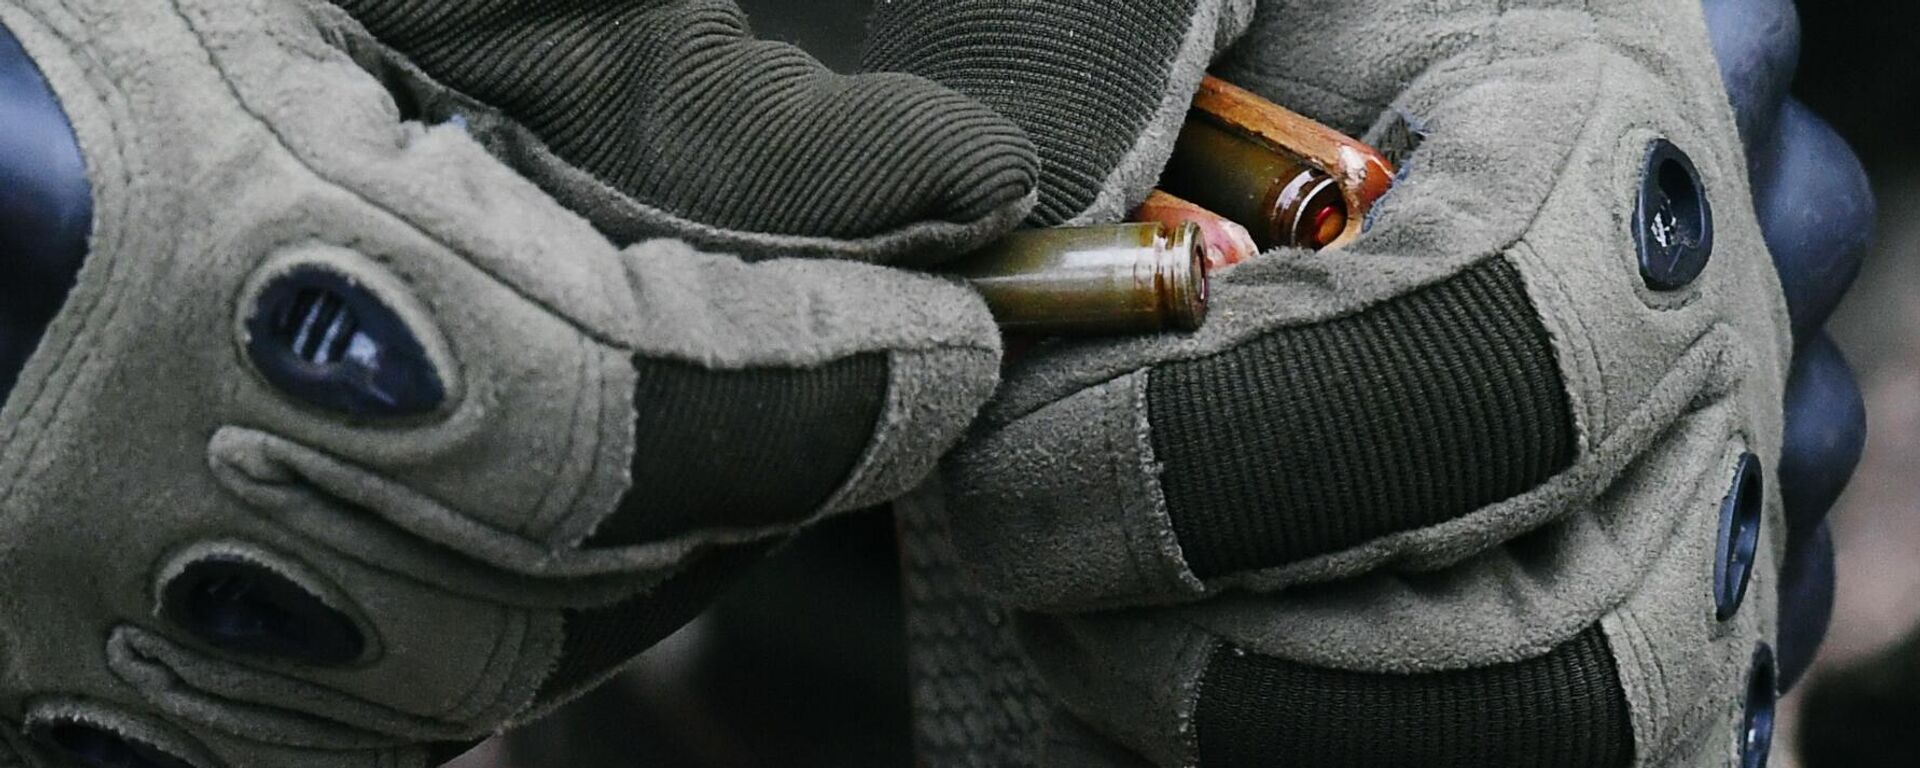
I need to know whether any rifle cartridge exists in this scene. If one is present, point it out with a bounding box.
[948,222,1208,335]
[1132,189,1260,269]
[1163,76,1396,251]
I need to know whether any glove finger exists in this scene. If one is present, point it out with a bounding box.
[946,251,1576,611]
[1000,444,1780,767]
[864,0,1255,227]
[1751,99,1876,339]
[946,2,1788,613]
[321,0,1038,264]
[1779,331,1866,543]
[0,21,89,399]
[1777,520,1835,692]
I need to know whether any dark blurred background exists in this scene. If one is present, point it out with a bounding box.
[455,2,1920,766]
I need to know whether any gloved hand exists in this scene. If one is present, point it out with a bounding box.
[874,0,1871,765]
[0,1,1039,765]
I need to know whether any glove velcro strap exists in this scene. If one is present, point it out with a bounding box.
[1149,258,1576,579]
[1195,627,1632,768]
[585,352,890,547]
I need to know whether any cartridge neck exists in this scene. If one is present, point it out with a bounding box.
[1156,222,1209,331]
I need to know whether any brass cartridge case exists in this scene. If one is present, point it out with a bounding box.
[1131,189,1260,270]
[1162,76,1396,251]
[1163,119,1348,251]
[947,222,1209,335]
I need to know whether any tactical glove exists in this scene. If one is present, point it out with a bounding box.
[0,1,1038,765]
[873,0,1871,765]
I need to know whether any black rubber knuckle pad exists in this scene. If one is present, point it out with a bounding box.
[160,558,366,666]
[1740,644,1779,768]
[1714,452,1765,622]
[0,19,93,402]
[326,0,1034,239]
[865,0,1204,225]
[1196,627,1631,768]
[244,267,446,418]
[1150,259,1576,579]
[535,543,770,705]
[1635,140,1715,291]
[585,353,889,547]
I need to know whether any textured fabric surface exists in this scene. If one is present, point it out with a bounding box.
[323,0,1037,260]
[903,0,1795,765]
[1196,628,1632,768]
[1152,258,1574,579]
[0,0,1006,765]
[897,485,1055,768]
[588,354,890,546]
[865,0,1213,227]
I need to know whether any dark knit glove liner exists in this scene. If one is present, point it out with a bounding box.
[323,0,1039,263]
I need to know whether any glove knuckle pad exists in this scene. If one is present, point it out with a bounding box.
[1027,427,1779,767]
[109,541,561,745]
[154,544,369,668]
[219,236,624,558]
[1519,68,1783,425]
[242,266,445,419]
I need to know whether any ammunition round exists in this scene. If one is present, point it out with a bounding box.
[1162,117,1351,251]
[946,222,1209,335]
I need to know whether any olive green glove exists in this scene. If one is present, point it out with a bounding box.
[873,1,1791,765]
[0,0,1032,765]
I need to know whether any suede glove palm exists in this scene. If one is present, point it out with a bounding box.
[868,1,1863,766]
[0,1,1039,766]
